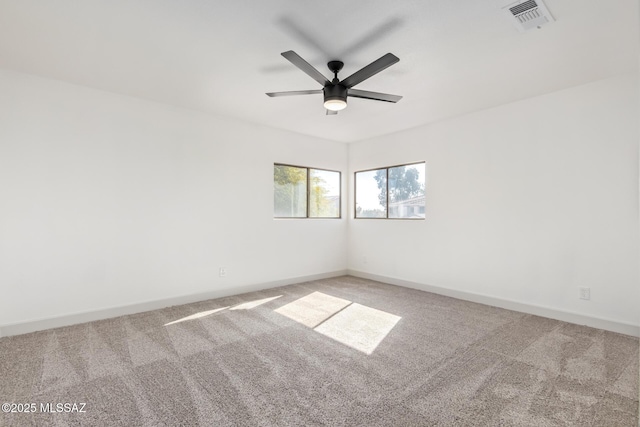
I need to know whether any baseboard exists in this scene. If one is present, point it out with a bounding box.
[0,270,348,338]
[348,270,640,338]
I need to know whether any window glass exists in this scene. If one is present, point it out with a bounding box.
[355,169,386,218]
[388,164,426,219]
[274,164,341,218]
[354,162,425,219]
[309,169,340,218]
[274,165,307,218]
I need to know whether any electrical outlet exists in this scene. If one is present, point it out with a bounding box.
[579,287,590,300]
[362,255,368,264]
[219,267,227,278]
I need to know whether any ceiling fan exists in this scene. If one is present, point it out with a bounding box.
[266,51,402,115]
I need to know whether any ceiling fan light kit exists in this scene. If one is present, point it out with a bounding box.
[266,50,402,115]
[323,85,347,111]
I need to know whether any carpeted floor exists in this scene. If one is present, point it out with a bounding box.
[1,276,638,426]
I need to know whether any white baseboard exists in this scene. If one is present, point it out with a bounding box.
[0,270,348,338]
[348,270,640,338]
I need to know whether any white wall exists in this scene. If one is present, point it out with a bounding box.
[1,69,637,334]
[0,70,347,327]
[348,74,639,328]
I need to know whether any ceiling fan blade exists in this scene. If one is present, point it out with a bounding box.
[339,53,399,89]
[348,89,402,103]
[281,51,330,87]
[326,109,338,115]
[266,90,322,97]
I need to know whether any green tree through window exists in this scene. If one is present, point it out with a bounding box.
[274,164,340,218]
[274,165,307,217]
[374,165,424,205]
[355,162,425,219]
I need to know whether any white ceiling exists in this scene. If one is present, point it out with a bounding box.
[0,0,637,143]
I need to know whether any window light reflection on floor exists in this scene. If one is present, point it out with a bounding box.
[229,295,282,311]
[164,307,229,326]
[164,295,282,326]
[274,291,351,328]
[314,303,401,355]
[275,291,401,355]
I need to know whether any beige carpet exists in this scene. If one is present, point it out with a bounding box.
[1,276,638,426]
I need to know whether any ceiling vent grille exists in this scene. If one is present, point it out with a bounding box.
[504,0,554,32]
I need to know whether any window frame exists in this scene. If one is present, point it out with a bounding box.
[274,163,342,219]
[354,161,425,220]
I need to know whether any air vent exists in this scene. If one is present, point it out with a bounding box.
[503,0,554,32]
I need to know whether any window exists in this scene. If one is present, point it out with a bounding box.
[274,164,341,218]
[355,162,425,219]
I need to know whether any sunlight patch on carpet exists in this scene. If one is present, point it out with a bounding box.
[165,307,229,326]
[274,291,351,328]
[314,303,401,355]
[229,295,282,311]
[165,295,282,326]
[274,292,401,354]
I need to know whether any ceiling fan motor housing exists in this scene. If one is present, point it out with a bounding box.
[324,84,347,106]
